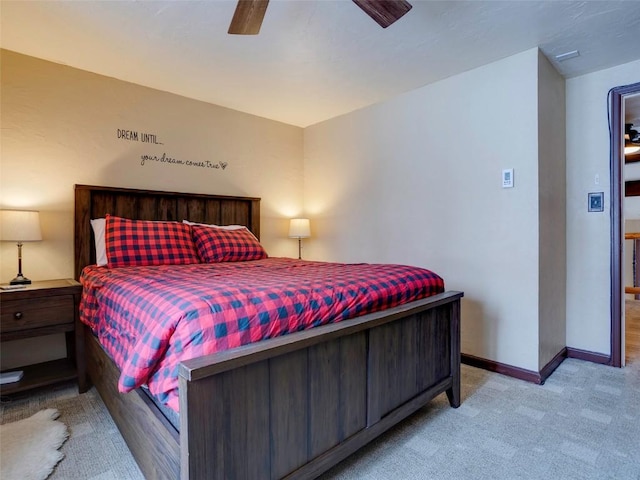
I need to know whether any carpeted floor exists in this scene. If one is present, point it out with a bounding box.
[1,358,639,479]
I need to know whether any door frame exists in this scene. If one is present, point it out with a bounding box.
[610,82,640,368]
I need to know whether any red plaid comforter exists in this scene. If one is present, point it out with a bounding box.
[80,258,444,412]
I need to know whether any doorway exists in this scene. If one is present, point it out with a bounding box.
[610,82,640,367]
[622,92,640,365]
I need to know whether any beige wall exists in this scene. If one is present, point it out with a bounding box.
[566,59,640,356]
[305,48,550,372]
[3,47,636,374]
[0,49,305,282]
[537,51,567,369]
[0,49,304,368]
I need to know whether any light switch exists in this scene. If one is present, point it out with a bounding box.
[588,192,604,212]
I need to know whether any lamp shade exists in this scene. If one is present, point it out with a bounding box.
[0,210,42,242]
[288,218,311,238]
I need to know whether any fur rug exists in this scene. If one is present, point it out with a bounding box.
[0,408,68,480]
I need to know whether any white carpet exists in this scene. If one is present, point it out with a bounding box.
[0,408,68,480]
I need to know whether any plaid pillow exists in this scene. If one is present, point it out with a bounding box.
[192,225,267,263]
[105,215,199,267]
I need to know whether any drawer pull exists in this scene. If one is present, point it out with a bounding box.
[14,312,23,320]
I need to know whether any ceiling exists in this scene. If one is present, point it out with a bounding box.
[1,0,640,127]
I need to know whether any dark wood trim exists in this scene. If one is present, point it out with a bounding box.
[539,348,567,383]
[625,180,640,197]
[611,87,624,368]
[462,348,566,385]
[611,83,640,368]
[566,347,611,365]
[461,353,542,384]
[462,347,613,381]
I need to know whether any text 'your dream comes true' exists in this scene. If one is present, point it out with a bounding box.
[140,153,228,170]
[117,128,229,171]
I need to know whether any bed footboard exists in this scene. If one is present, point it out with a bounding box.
[179,291,462,480]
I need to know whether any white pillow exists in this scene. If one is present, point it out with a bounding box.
[182,220,258,240]
[90,218,107,266]
[182,220,246,230]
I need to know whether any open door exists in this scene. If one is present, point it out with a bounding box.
[610,82,640,368]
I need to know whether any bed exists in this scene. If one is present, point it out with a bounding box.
[74,184,464,480]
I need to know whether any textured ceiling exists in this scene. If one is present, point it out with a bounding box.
[1,0,640,127]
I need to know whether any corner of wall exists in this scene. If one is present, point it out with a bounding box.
[537,50,567,369]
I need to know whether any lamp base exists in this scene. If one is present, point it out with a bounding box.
[10,274,31,285]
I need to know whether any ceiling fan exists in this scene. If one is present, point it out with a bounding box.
[228,0,413,35]
[626,124,640,156]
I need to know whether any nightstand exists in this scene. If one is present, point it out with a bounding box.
[0,279,82,395]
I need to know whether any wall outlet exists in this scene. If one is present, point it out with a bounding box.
[502,168,514,188]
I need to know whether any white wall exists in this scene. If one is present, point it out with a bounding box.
[0,50,304,368]
[305,49,545,371]
[566,59,640,355]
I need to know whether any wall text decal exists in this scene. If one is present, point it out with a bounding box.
[115,128,228,172]
[140,153,228,170]
[117,129,163,145]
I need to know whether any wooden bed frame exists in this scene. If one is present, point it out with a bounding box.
[74,184,463,480]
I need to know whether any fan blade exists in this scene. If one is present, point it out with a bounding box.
[352,0,412,28]
[228,0,269,35]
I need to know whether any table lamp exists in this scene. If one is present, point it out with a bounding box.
[0,209,42,284]
[288,218,311,260]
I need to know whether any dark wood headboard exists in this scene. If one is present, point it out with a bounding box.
[74,184,261,280]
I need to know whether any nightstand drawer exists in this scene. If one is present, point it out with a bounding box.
[1,295,74,333]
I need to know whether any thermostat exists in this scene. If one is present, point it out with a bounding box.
[502,169,514,188]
